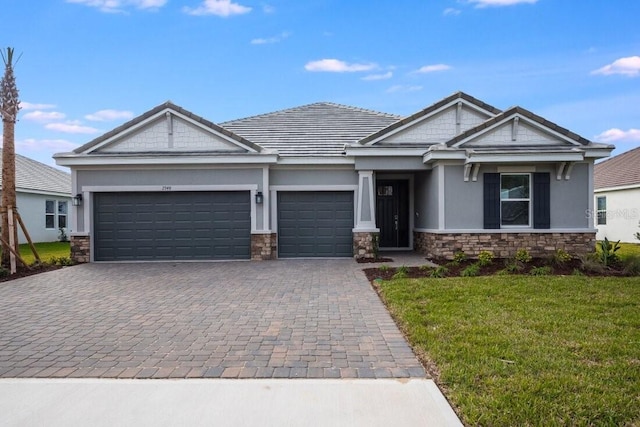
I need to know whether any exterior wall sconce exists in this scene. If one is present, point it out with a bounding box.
[255,192,264,205]
[72,193,83,206]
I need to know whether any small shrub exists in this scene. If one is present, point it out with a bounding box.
[392,270,408,280]
[453,251,467,264]
[515,248,532,264]
[503,259,522,273]
[622,254,640,276]
[0,266,8,277]
[578,253,604,274]
[552,248,572,265]
[477,250,494,267]
[460,263,481,277]
[379,264,390,272]
[430,265,449,278]
[419,264,433,271]
[530,266,552,276]
[572,268,585,276]
[598,238,621,267]
[47,256,74,267]
[392,265,409,280]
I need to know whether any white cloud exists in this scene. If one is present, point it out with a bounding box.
[591,56,640,77]
[305,59,377,73]
[469,0,537,7]
[85,109,134,121]
[262,4,275,13]
[594,128,640,143]
[386,85,423,94]
[45,122,100,134]
[20,102,56,111]
[16,138,79,152]
[66,0,167,13]
[443,8,461,15]
[22,111,66,122]
[416,64,452,73]
[362,71,393,81]
[251,31,291,45]
[183,0,251,17]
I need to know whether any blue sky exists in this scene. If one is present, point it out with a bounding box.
[2,0,639,168]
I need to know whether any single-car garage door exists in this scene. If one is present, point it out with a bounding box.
[94,191,250,261]
[277,191,353,258]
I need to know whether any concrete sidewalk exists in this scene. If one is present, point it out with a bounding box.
[0,378,462,426]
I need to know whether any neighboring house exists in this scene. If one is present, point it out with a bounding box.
[0,150,72,244]
[53,92,613,263]
[594,146,640,243]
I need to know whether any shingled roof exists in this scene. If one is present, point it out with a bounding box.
[594,146,640,189]
[222,102,400,156]
[0,150,70,196]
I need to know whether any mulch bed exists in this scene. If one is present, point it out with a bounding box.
[0,264,64,283]
[363,257,628,282]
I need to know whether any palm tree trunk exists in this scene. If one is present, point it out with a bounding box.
[1,120,16,267]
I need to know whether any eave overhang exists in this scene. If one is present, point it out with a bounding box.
[54,152,279,167]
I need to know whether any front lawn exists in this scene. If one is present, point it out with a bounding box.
[19,241,70,265]
[376,275,640,426]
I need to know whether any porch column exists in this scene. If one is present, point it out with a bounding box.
[354,170,378,231]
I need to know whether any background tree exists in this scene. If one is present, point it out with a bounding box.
[0,47,20,268]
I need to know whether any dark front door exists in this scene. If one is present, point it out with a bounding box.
[376,180,409,248]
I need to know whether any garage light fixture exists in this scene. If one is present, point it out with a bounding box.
[255,192,264,205]
[72,194,83,206]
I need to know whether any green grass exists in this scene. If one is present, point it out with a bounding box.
[18,242,70,264]
[378,275,640,426]
[618,242,640,259]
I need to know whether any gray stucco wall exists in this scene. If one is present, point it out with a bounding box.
[414,170,439,229]
[16,192,72,243]
[76,167,265,231]
[269,168,358,186]
[443,162,591,230]
[355,157,428,171]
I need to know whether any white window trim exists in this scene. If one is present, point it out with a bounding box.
[596,195,607,226]
[45,200,56,230]
[500,173,532,228]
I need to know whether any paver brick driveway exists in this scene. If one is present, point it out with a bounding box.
[0,260,425,379]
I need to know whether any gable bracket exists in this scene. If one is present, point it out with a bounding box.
[464,163,471,182]
[564,162,574,180]
[463,163,481,182]
[556,162,566,180]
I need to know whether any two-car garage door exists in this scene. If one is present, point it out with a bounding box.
[94,192,251,261]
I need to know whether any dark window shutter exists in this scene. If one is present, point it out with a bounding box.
[483,173,500,229]
[533,172,550,229]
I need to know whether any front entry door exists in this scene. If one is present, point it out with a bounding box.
[376,180,409,248]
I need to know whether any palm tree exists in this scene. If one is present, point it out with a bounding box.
[0,47,20,268]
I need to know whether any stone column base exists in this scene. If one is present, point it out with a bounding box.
[70,234,90,263]
[353,231,379,259]
[251,233,277,260]
[414,231,595,259]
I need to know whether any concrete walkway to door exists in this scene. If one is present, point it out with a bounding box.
[0,260,425,379]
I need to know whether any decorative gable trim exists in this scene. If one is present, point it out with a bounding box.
[358,91,500,146]
[74,102,262,155]
[449,107,591,148]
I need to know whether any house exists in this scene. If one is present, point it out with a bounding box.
[0,150,72,243]
[53,92,613,263]
[594,146,640,243]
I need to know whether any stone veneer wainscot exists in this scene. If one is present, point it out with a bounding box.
[414,231,595,259]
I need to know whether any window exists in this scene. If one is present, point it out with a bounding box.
[596,196,606,225]
[45,200,55,229]
[46,200,68,229]
[500,174,530,226]
[58,201,68,228]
